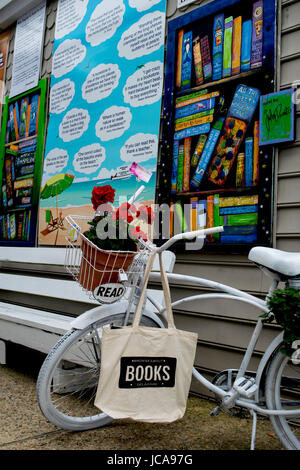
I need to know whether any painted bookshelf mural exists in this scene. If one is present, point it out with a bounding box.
[0,79,47,245]
[159,0,276,250]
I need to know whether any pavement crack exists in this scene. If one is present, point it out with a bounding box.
[0,429,66,448]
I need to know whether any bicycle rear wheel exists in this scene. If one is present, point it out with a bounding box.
[36,313,159,431]
[265,345,300,450]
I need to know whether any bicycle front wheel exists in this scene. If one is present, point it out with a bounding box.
[265,345,300,450]
[36,313,159,431]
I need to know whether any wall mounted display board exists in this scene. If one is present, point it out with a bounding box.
[9,1,46,98]
[159,0,276,252]
[38,0,166,246]
[259,89,295,145]
[0,78,47,246]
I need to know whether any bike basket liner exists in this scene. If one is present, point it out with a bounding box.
[94,252,198,423]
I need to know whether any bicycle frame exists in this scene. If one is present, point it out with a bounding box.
[148,271,300,420]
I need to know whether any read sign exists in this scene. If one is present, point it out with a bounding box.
[259,89,295,145]
[93,283,126,303]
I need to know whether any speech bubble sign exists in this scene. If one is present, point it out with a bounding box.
[120,133,158,163]
[82,63,121,103]
[86,0,125,47]
[55,0,89,40]
[73,143,106,174]
[117,11,165,60]
[123,61,163,107]
[95,106,132,141]
[59,108,90,142]
[52,39,86,78]
[129,0,162,12]
[44,148,69,174]
[50,78,75,114]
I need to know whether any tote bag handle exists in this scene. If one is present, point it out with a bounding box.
[132,251,175,329]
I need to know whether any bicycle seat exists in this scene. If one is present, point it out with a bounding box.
[249,246,300,277]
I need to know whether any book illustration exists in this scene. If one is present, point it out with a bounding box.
[176,144,185,192]
[175,202,188,233]
[174,122,211,140]
[19,97,30,139]
[193,36,204,85]
[245,137,253,187]
[190,116,225,189]
[223,16,233,78]
[197,199,207,230]
[213,194,220,241]
[190,197,198,231]
[176,29,184,89]
[200,35,212,81]
[175,90,219,108]
[181,31,193,90]
[171,140,179,194]
[228,84,261,124]
[208,117,247,186]
[220,231,257,244]
[183,137,192,191]
[219,204,258,215]
[236,152,245,187]
[206,195,214,242]
[220,195,259,207]
[174,98,216,119]
[241,20,252,72]
[212,14,224,81]
[220,212,258,226]
[190,134,207,171]
[251,0,263,69]
[14,177,34,190]
[13,102,20,141]
[28,94,40,136]
[9,104,16,142]
[174,113,214,131]
[232,16,242,75]
[253,120,260,185]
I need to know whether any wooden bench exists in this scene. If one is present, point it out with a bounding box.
[0,247,175,364]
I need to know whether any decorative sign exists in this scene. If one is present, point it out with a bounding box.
[39,0,166,246]
[9,1,46,98]
[93,283,126,303]
[259,89,295,145]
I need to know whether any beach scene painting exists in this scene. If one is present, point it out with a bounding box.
[38,0,166,246]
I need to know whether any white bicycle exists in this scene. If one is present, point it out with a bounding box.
[36,192,300,450]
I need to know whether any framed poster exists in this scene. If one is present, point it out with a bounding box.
[0,79,47,246]
[39,0,167,246]
[259,89,295,145]
[158,0,276,252]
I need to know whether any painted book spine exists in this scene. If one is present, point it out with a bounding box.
[245,137,253,187]
[212,14,224,81]
[177,144,185,192]
[220,195,259,207]
[251,0,263,69]
[176,29,184,89]
[174,98,215,119]
[190,117,225,189]
[241,20,252,72]
[197,199,207,230]
[220,212,258,226]
[222,16,233,78]
[190,197,198,231]
[220,204,258,215]
[181,31,193,90]
[176,90,219,108]
[213,194,220,241]
[174,123,211,140]
[200,36,212,81]
[171,140,179,194]
[175,108,214,125]
[190,134,207,170]
[232,16,242,75]
[183,137,192,191]
[175,113,214,131]
[236,152,245,187]
[253,121,260,185]
[206,195,214,242]
[192,36,204,85]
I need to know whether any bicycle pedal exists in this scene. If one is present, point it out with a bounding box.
[233,377,258,398]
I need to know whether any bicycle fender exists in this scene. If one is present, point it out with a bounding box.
[254,331,284,401]
[70,300,165,330]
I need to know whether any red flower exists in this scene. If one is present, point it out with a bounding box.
[136,205,155,224]
[129,226,148,241]
[91,185,115,210]
[112,203,136,223]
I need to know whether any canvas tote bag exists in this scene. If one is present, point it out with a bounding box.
[94,251,198,423]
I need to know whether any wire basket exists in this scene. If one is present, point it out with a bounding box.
[64,215,151,300]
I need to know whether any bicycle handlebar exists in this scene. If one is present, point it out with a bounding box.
[156,226,224,253]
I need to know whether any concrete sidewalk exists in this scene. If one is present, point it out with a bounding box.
[0,343,284,451]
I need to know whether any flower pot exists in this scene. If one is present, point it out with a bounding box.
[78,235,136,292]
